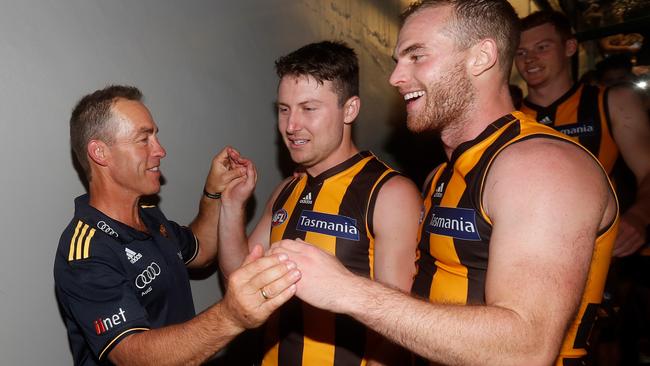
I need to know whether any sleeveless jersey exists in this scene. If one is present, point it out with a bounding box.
[411,112,618,365]
[520,83,619,174]
[264,151,399,366]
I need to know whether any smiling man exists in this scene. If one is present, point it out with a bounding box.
[515,10,650,258]
[217,41,422,365]
[270,1,619,365]
[54,85,300,365]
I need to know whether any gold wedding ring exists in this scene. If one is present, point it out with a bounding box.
[260,288,270,300]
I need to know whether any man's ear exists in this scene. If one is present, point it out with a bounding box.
[87,140,109,167]
[343,96,361,125]
[468,38,498,77]
[565,38,577,58]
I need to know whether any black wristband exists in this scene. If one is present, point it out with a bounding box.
[203,189,222,200]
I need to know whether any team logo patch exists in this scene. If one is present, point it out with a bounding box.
[425,206,481,241]
[558,122,595,137]
[272,209,288,227]
[296,210,359,241]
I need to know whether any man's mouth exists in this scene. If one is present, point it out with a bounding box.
[526,66,542,74]
[288,138,309,147]
[403,90,426,109]
[404,90,425,102]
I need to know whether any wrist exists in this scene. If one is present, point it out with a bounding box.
[214,301,245,335]
[203,188,222,200]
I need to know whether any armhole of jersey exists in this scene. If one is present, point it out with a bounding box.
[184,232,200,265]
[365,171,401,239]
[272,177,300,213]
[478,132,620,232]
[98,327,150,361]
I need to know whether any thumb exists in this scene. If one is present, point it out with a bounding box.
[242,244,263,266]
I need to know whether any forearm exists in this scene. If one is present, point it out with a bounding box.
[217,204,250,277]
[110,302,242,366]
[346,278,556,366]
[189,196,221,267]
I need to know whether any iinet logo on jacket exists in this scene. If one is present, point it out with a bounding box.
[94,308,127,335]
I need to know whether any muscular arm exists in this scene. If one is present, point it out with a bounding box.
[274,139,616,365]
[365,175,421,365]
[188,147,247,268]
[608,86,650,256]
[109,246,300,366]
[372,175,421,291]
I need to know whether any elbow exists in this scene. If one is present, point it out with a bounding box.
[503,332,562,366]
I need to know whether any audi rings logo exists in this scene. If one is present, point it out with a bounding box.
[135,262,161,289]
[97,221,118,238]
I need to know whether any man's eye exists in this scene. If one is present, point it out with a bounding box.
[515,50,526,57]
[411,54,423,62]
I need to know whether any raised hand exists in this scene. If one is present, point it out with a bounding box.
[204,146,249,196]
[220,147,258,208]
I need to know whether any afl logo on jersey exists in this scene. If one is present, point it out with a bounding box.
[272,209,288,227]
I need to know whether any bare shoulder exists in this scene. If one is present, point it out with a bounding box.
[373,174,421,231]
[484,138,616,230]
[379,174,420,196]
[607,83,644,103]
[375,174,422,212]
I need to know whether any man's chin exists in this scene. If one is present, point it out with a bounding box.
[406,117,434,134]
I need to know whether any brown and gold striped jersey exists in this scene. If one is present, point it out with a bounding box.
[263,151,399,366]
[411,112,618,365]
[521,83,619,174]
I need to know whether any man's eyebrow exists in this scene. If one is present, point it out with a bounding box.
[394,43,426,61]
[136,127,156,135]
[518,39,554,49]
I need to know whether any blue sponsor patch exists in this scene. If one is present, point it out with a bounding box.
[425,206,481,241]
[557,122,595,137]
[296,210,360,241]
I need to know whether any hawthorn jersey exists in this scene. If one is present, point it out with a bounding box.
[520,83,619,174]
[263,151,399,366]
[411,112,618,365]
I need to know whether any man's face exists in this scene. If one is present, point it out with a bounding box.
[515,23,573,88]
[105,99,166,197]
[389,6,474,133]
[277,75,350,175]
